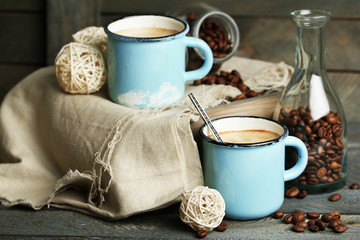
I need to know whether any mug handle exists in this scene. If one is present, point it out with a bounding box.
[184,37,213,81]
[283,136,308,181]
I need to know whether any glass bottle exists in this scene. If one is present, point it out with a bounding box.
[167,2,240,65]
[273,10,347,193]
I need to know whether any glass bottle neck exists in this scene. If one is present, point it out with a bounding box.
[295,25,327,76]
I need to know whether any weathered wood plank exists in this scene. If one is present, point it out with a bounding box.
[100,0,360,18]
[328,73,360,123]
[46,0,101,65]
[0,204,359,239]
[234,18,360,72]
[0,0,45,12]
[0,13,46,64]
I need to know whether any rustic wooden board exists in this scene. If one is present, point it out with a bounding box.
[328,73,360,123]
[234,18,360,72]
[0,13,46,64]
[0,203,359,239]
[46,0,101,65]
[100,0,360,18]
[0,0,44,11]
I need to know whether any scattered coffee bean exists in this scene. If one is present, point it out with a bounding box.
[296,221,308,229]
[215,221,228,232]
[331,211,341,220]
[292,213,305,224]
[307,212,320,219]
[307,219,316,226]
[309,224,320,232]
[329,193,342,202]
[273,210,284,219]
[284,214,293,224]
[292,210,304,216]
[292,224,305,232]
[197,230,207,238]
[286,187,300,198]
[316,219,326,231]
[321,213,333,223]
[282,209,347,234]
[334,224,347,233]
[297,189,307,199]
[350,183,360,189]
[329,219,343,229]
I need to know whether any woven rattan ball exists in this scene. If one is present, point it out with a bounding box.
[55,42,107,94]
[72,26,107,56]
[179,186,225,232]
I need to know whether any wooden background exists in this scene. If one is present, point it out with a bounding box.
[0,0,359,121]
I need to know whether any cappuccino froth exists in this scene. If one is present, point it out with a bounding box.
[115,27,179,38]
[210,129,280,144]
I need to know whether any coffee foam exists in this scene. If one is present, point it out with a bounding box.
[213,130,280,144]
[108,15,185,36]
[115,27,178,38]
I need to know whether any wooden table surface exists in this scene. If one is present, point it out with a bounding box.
[0,123,359,239]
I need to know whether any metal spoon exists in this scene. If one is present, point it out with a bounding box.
[188,93,224,143]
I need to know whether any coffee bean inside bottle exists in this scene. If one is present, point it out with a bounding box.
[278,106,345,189]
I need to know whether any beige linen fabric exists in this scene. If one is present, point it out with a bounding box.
[0,57,291,220]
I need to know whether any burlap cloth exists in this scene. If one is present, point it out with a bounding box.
[0,57,292,220]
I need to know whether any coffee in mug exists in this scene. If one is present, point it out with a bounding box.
[200,116,308,220]
[210,129,280,144]
[115,27,179,38]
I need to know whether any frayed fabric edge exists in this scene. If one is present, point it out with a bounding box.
[87,113,137,207]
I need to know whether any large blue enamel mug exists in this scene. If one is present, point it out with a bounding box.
[200,116,308,220]
[105,15,213,109]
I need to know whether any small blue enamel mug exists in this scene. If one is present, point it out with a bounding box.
[200,116,308,220]
[105,15,213,109]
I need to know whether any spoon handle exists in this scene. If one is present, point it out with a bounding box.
[188,93,223,142]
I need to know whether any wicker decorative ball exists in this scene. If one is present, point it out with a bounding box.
[55,42,107,94]
[72,26,107,56]
[179,186,226,231]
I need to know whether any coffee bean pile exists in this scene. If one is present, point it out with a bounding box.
[196,221,228,238]
[273,210,347,233]
[279,107,345,186]
[193,70,264,101]
[187,12,233,58]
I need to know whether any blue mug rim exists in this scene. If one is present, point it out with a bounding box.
[104,15,189,42]
[199,116,289,148]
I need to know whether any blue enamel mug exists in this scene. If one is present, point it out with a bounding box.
[105,15,213,109]
[200,116,308,220]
